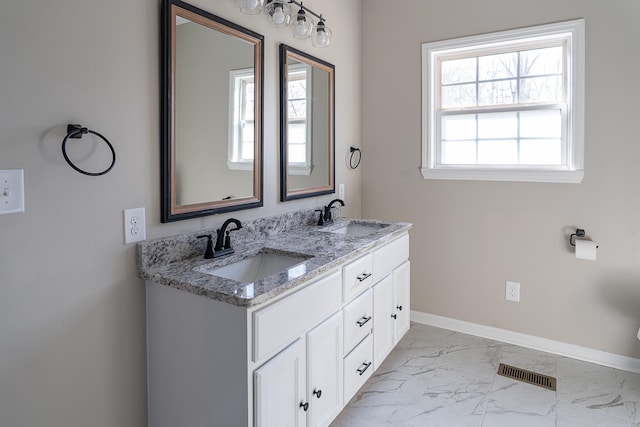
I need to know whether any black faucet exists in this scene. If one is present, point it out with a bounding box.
[213,218,243,258]
[323,199,345,224]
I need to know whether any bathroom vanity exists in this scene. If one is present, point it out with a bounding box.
[138,211,411,427]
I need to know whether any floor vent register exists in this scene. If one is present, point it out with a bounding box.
[497,363,557,391]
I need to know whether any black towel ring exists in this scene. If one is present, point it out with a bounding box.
[62,124,116,176]
[349,146,361,169]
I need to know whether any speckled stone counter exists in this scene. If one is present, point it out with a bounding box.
[137,210,411,308]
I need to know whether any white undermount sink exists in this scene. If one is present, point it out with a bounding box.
[321,221,390,237]
[195,251,311,283]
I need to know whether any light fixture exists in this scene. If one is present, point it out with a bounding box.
[239,0,332,47]
[291,4,313,39]
[264,0,291,28]
[236,0,264,15]
[312,17,331,48]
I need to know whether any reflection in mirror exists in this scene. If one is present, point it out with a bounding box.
[162,0,263,222]
[280,44,335,201]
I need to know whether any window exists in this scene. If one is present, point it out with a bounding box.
[421,20,585,183]
[228,68,255,170]
[287,62,313,175]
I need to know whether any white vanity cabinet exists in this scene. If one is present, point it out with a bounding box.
[373,260,411,367]
[145,231,409,427]
[371,233,411,368]
[254,311,343,427]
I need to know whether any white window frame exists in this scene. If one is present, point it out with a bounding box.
[228,68,255,171]
[287,62,313,176]
[421,19,585,183]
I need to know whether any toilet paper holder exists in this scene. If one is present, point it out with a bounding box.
[569,228,599,248]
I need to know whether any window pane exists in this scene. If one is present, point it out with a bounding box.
[442,57,476,84]
[478,52,517,80]
[289,144,306,163]
[519,76,563,103]
[520,139,562,164]
[478,80,517,105]
[520,46,563,77]
[288,80,307,99]
[520,110,562,138]
[242,81,254,121]
[442,114,476,140]
[441,140,476,164]
[441,84,476,108]
[241,142,254,160]
[288,100,306,120]
[478,140,518,164]
[242,122,254,143]
[287,122,306,144]
[477,112,517,139]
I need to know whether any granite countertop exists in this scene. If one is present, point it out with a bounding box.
[138,213,411,308]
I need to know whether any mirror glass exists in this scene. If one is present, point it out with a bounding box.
[280,44,335,201]
[162,0,263,222]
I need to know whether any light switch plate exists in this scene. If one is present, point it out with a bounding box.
[0,169,25,215]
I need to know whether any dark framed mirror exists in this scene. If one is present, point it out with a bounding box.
[161,0,263,222]
[279,44,335,201]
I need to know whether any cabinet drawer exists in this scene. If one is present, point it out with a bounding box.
[343,334,374,403]
[342,289,372,355]
[343,254,373,302]
[372,234,409,283]
[253,270,342,363]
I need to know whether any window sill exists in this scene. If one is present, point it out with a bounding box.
[227,161,254,171]
[288,165,313,176]
[420,167,584,183]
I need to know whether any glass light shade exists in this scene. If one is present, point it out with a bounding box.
[265,0,291,28]
[237,0,264,15]
[291,8,313,39]
[312,20,332,47]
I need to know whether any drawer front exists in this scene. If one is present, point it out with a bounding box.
[343,253,373,302]
[372,234,409,283]
[343,334,374,403]
[342,289,373,355]
[253,270,342,363]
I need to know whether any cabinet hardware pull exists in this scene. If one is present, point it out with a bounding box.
[357,361,372,376]
[313,389,322,399]
[300,401,309,411]
[391,314,397,319]
[356,272,372,282]
[356,315,372,327]
[396,305,403,311]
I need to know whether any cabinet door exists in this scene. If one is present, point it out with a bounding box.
[393,261,410,343]
[307,311,343,427]
[372,275,394,369]
[255,339,307,427]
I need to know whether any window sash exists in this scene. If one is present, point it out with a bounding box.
[435,104,568,168]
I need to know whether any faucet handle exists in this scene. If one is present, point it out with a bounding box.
[315,209,324,226]
[197,234,214,259]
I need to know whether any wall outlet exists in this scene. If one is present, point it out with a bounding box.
[124,207,146,244]
[339,183,345,200]
[506,281,520,302]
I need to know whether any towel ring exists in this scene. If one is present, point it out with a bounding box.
[349,146,361,169]
[62,124,116,176]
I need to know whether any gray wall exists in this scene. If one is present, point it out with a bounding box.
[0,0,361,426]
[362,0,640,357]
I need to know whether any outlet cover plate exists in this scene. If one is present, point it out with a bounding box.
[506,281,520,302]
[124,207,146,244]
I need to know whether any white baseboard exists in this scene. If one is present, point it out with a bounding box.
[411,310,640,374]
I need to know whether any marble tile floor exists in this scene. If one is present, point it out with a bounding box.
[331,323,640,427]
